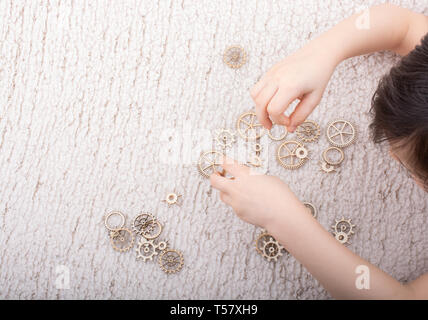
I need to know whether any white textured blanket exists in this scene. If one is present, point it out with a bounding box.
[0,0,427,300]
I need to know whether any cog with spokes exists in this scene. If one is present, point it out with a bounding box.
[197,150,224,178]
[158,249,184,274]
[236,111,265,140]
[277,140,308,169]
[296,120,320,143]
[326,120,356,148]
[215,129,236,148]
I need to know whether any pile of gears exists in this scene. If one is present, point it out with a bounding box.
[104,210,184,274]
[198,46,359,262]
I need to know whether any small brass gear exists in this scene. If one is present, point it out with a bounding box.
[261,239,284,262]
[277,140,308,170]
[255,232,274,255]
[162,192,181,206]
[236,111,266,141]
[215,129,236,148]
[132,213,155,235]
[326,119,356,148]
[110,228,134,252]
[334,231,350,244]
[332,217,355,235]
[136,238,158,262]
[322,146,345,166]
[158,249,184,274]
[223,45,247,69]
[197,150,225,178]
[296,120,320,143]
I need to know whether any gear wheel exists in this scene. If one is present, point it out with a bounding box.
[255,232,274,255]
[326,119,356,148]
[261,238,284,262]
[335,231,350,244]
[277,140,308,170]
[136,238,158,262]
[158,249,184,274]
[303,202,317,218]
[110,228,134,252]
[197,150,225,178]
[223,45,247,69]
[296,120,320,143]
[215,129,236,148]
[162,192,181,206]
[236,111,265,141]
[332,217,355,235]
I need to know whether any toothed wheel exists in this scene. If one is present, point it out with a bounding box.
[110,228,134,252]
[197,150,224,178]
[334,231,349,244]
[158,249,184,274]
[326,120,356,148]
[132,213,155,235]
[296,120,320,143]
[136,238,158,262]
[215,129,236,148]
[277,140,308,170]
[332,217,355,235]
[163,192,181,206]
[223,45,246,69]
[255,232,274,255]
[236,111,265,141]
[261,239,284,262]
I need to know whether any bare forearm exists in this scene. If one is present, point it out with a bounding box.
[305,4,427,65]
[266,204,416,299]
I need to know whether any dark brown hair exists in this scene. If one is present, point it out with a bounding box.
[370,33,428,191]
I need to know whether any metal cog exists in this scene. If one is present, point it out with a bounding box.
[261,239,284,262]
[162,192,181,206]
[236,111,265,141]
[334,231,350,245]
[158,249,184,274]
[223,45,247,69]
[326,119,356,148]
[255,232,274,255]
[296,120,320,143]
[332,217,355,235]
[277,140,308,170]
[215,129,236,148]
[132,213,155,235]
[110,228,134,253]
[197,150,225,178]
[136,238,158,262]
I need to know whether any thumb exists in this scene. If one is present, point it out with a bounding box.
[288,92,320,132]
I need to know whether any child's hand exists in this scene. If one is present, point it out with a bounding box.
[209,157,305,229]
[250,44,338,132]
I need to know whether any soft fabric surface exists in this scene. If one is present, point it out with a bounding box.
[0,0,427,300]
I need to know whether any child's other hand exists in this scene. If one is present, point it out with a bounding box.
[209,157,305,229]
[250,44,338,132]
